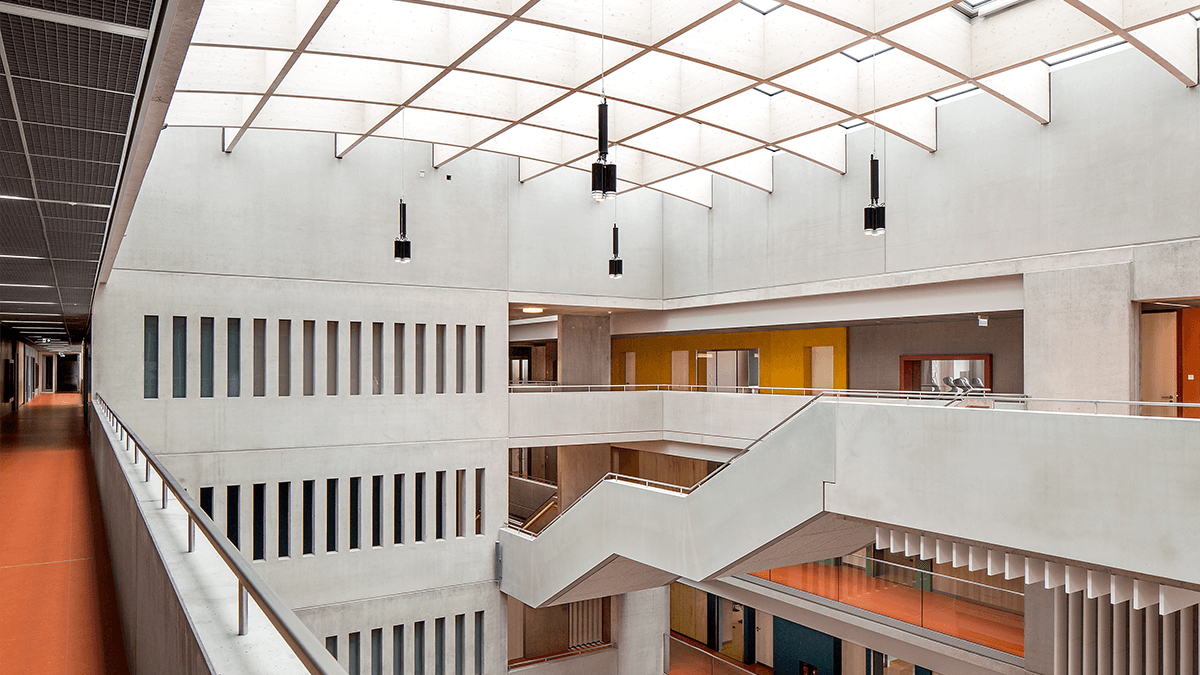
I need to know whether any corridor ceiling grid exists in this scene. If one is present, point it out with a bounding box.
[170,0,1200,207]
[0,0,155,346]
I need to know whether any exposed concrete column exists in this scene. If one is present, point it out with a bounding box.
[615,587,669,675]
[1025,583,1056,675]
[557,315,611,386]
[1023,263,1137,411]
[556,443,610,509]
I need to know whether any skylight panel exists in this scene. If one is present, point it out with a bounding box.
[839,119,868,130]
[841,40,892,62]
[740,0,784,15]
[930,83,979,102]
[754,83,784,96]
[1042,37,1126,66]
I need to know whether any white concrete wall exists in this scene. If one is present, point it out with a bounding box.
[1023,263,1137,407]
[661,49,1200,301]
[509,391,806,448]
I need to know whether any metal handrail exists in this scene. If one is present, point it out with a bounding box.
[522,495,559,532]
[508,383,1200,414]
[839,554,1024,596]
[93,394,343,675]
[508,472,558,488]
[667,635,760,675]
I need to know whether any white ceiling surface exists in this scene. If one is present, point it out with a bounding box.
[168,0,1200,207]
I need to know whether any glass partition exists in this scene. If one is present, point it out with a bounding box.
[696,349,759,392]
[750,553,1023,656]
[900,354,991,392]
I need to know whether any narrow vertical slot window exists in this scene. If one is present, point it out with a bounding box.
[474,326,484,394]
[253,318,266,396]
[303,320,315,396]
[393,625,404,675]
[326,477,338,552]
[372,322,383,395]
[278,481,290,558]
[252,483,265,560]
[393,474,404,544]
[372,628,383,675]
[455,469,465,537]
[454,615,465,675]
[350,321,362,395]
[474,468,484,535]
[227,318,241,397]
[326,636,338,658]
[455,325,465,394]
[435,324,446,394]
[414,622,426,675]
[473,612,483,675]
[435,617,445,675]
[327,321,339,396]
[143,315,158,398]
[393,323,405,394]
[414,324,426,394]
[200,486,214,520]
[278,320,291,396]
[415,472,425,542]
[227,485,240,548]
[372,475,383,547]
[435,470,445,540]
[172,316,187,398]
[349,631,361,675]
[349,476,361,550]
[200,317,214,397]
[303,479,315,554]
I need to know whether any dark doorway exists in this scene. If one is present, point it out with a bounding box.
[43,355,53,390]
[56,354,79,392]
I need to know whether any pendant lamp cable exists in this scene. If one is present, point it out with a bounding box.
[600,0,605,99]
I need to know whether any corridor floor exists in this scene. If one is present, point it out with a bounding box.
[0,393,129,674]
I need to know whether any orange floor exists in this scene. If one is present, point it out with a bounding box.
[752,563,1024,656]
[0,393,129,675]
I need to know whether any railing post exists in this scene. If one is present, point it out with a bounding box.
[133,445,138,464]
[1094,401,1099,414]
[162,482,168,509]
[238,583,249,635]
[145,461,151,483]
[188,516,195,553]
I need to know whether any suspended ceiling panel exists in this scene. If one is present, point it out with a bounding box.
[168,0,1200,207]
[0,0,159,347]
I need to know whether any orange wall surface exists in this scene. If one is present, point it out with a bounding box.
[1178,308,1200,418]
[611,327,848,390]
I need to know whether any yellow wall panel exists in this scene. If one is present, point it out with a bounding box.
[611,327,848,391]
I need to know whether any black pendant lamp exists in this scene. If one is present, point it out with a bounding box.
[394,199,411,263]
[591,101,618,201]
[864,155,885,236]
[608,224,623,278]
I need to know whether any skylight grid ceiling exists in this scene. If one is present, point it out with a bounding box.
[170,0,1200,207]
[0,0,154,343]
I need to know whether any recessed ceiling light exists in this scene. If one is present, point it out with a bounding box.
[1153,301,1191,308]
[521,307,544,314]
[754,83,784,96]
[740,0,784,15]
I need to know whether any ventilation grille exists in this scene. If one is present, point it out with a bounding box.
[12,78,133,133]
[38,178,112,203]
[31,154,117,184]
[0,255,55,285]
[0,0,156,30]
[24,122,123,162]
[0,14,144,93]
